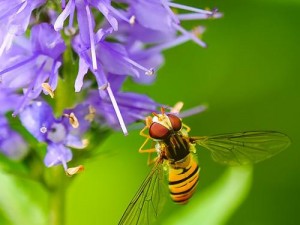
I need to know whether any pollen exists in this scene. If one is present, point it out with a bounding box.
[129,15,135,25]
[66,165,84,176]
[145,68,155,76]
[192,26,205,38]
[40,126,47,133]
[64,112,79,128]
[84,105,96,122]
[41,83,54,98]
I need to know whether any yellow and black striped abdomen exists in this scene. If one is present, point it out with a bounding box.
[168,154,200,204]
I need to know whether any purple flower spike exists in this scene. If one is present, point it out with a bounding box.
[0,23,66,116]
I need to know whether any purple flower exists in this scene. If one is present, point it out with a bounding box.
[54,0,133,71]
[19,101,89,170]
[72,27,154,134]
[0,117,28,160]
[87,74,161,129]
[126,0,219,47]
[0,0,46,55]
[0,23,66,115]
[0,88,28,160]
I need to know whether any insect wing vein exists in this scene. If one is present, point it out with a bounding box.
[118,158,166,225]
[193,131,291,165]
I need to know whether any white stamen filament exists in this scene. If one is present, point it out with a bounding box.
[173,23,206,48]
[177,12,223,21]
[179,105,207,118]
[123,57,154,76]
[102,83,128,135]
[86,5,98,70]
[167,2,213,15]
[142,34,190,56]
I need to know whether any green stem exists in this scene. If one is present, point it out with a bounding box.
[47,167,68,225]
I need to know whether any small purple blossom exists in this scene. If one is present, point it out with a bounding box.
[0,117,28,160]
[0,23,66,115]
[19,101,88,170]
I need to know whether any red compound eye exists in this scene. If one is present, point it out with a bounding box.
[167,114,182,131]
[149,122,170,139]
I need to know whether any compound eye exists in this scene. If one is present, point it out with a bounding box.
[149,122,170,140]
[167,114,182,131]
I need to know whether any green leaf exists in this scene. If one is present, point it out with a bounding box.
[0,154,28,176]
[163,166,252,225]
[0,170,47,225]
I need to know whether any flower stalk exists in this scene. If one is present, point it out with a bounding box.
[47,166,68,225]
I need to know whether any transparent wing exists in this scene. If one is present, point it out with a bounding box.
[192,131,291,166]
[118,158,167,225]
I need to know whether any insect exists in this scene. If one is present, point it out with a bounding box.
[118,107,291,225]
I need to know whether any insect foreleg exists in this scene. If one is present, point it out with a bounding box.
[182,123,191,133]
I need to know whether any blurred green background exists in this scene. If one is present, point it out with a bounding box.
[65,0,300,225]
[1,0,299,225]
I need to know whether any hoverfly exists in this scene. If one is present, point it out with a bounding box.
[118,107,290,225]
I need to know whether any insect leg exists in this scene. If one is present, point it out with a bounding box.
[182,123,191,133]
[138,137,156,153]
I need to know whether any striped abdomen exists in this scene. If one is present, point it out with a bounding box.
[168,154,200,204]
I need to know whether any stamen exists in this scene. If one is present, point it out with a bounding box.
[129,15,136,25]
[161,0,180,24]
[86,5,98,70]
[66,165,84,176]
[192,26,205,38]
[101,83,128,135]
[82,139,89,148]
[145,68,155,76]
[179,105,207,118]
[161,107,165,115]
[171,102,184,114]
[106,4,133,24]
[142,34,190,56]
[123,57,153,76]
[41,83,55,98]
[64,27,76,36]
[64,112,79,128]
[54,0,74,31]
[40,126,47,133]
[177,11,223,20]
[67,1,76,31]
[84,105,96,122]
[167,2,213,15]
[173,23,207,48]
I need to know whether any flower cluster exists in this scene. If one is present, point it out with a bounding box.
[0,0,220,173]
